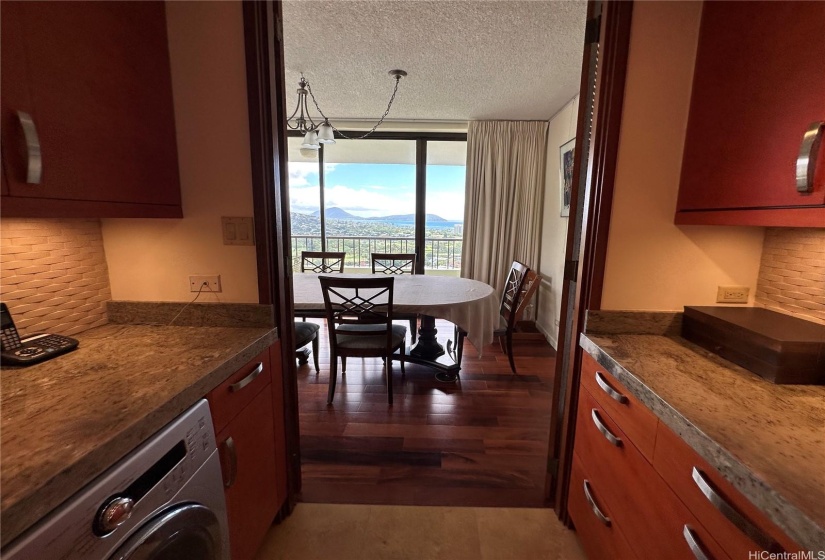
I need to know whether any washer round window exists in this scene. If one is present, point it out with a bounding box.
[109,503,222,560]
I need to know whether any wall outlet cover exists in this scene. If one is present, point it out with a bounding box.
[189,275,222,293]
[716,285,749,304]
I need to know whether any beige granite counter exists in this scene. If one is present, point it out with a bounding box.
[0,323,278,548]
[580,332,825,551]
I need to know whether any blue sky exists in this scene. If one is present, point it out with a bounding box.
[288,162,466,221]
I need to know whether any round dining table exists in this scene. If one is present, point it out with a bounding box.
[292,273,500,381]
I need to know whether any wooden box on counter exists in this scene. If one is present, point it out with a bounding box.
[681,306,825,385]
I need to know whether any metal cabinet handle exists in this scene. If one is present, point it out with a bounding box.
[683,525,711,560]
[591,409,622,446]
[17,111,42,184]
[796,121,824,194]
[595,371,628,404]
[691,467,781,552]
[229,362,264,393]
[222,437,237,488]
[582,480,611,527]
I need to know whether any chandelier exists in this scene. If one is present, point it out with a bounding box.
[287,69,407,156]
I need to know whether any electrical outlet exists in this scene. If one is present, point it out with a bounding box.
[189,275,222,293]
[716,285,749,304]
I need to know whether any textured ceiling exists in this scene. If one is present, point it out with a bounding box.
[282,1,587,123]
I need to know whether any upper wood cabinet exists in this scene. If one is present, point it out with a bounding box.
[676,1,825,227]
[1,1,182,218]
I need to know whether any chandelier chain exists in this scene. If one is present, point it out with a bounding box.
[305,76,402,140]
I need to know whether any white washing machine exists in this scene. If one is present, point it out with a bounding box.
[5,399,230,560]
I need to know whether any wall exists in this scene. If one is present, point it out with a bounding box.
[755,228,825,325]
[102,1,258,303]
[536,96,579,347]
[0,219,111,336]
[600,1,765,311]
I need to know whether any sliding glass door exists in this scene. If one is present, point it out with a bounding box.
[287,133,467,274]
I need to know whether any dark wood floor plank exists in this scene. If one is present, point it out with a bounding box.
[297,318,556,507]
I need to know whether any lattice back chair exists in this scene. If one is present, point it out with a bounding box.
[301,251,346,274]
[320,276,406,405]
[454,261,535,374]
[370,253,418,343]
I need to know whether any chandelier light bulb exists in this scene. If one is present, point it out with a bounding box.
[301,130,320,149]
[317,120,335,144]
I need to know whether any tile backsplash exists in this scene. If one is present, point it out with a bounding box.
[1,219,112,337]
[755,228,825,325]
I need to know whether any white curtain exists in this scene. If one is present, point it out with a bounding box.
[461,121,549,294]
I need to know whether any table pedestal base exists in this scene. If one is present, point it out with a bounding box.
[396,315,460,383]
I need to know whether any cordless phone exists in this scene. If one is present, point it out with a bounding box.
[1,303,79,366]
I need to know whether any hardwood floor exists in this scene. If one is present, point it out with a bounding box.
[296,318,556,507]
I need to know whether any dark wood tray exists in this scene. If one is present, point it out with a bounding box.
[681,306,825,385]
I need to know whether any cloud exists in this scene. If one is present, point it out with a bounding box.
[287,162,318,188]
[323,184,416,217]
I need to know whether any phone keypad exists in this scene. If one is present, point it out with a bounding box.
[1,327,22,351]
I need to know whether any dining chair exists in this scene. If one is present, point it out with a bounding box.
[320,276,406,405]
[454,261,539,374]
[370,252,418,343]
[294,320,320,373]
[300,251,346,274]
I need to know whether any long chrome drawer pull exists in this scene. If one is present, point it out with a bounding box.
[17,111,42,184]
[582,480,611,527]
[691,467,781,552]
[595,371,628,404]
[591,409,622,446]
[796,121,823,194]
[229,362,264,393]
[683,525,711,560]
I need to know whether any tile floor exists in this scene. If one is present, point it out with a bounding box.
[254,503,586,560]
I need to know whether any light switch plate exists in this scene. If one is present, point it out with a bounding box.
[221,217,255,246]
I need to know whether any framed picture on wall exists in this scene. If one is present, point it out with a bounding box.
[560,138,575,217]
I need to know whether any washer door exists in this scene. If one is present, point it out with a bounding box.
[109,503,223,560]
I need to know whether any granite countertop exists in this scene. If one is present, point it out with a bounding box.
[0,323,278,548]
[580,332,825,551]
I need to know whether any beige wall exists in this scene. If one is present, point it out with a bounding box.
[600,1,765,311]
[0,219,111,337]
[755,228,825,325]
[537,96,579,347]
[102,1,258,303]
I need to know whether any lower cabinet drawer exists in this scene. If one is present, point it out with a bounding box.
[569,453,638,560]
[654,423,800,558]
[574,386,731,560]
[209,349,272,434]
[216,386,279,560]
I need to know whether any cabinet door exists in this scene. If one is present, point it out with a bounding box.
[1,1,181,216]
[678,1,825,213]
[216,387,279,560]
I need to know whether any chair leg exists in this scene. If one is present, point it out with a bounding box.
[342,356,347,373]
[410,318,417,343]
[311,334,320,373]
[505,330,517,374]
[327,354,338,405]
[400,345,406,377]
[386,353,393,405]
[456,330,465,368]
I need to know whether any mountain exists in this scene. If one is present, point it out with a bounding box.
[365,213,448,222]
[310,207,449,222]
[311,207,357,219]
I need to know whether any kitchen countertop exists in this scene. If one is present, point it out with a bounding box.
[0,323,278,548]
[580,332,825,551]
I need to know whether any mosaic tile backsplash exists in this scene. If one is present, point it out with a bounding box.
[1,219,111,337]
[755,228,825,325]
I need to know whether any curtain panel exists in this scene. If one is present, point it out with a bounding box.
[461,120,549,295]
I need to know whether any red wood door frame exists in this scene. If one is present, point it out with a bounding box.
[242,1,302,515]
[546,0,634,523]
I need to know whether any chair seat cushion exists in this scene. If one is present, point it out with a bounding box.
[294,321,320,348]
[335,323,407,350]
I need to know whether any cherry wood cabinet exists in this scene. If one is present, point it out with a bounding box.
[207,344,286,560]
[676,1,825,226]
[571,350,801,560]
[0,1,182,218]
